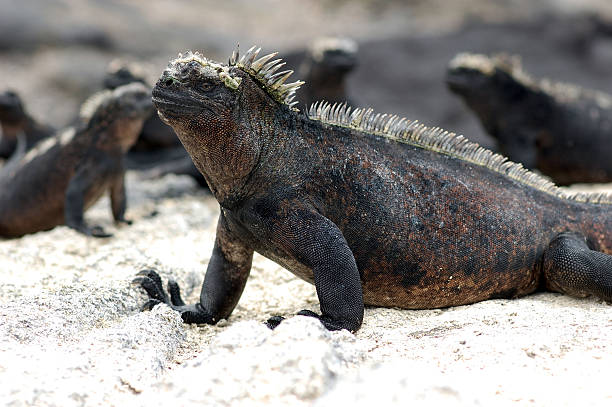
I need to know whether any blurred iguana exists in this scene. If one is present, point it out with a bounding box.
[447,53,612,185]
[0,83,152,238]
[0,90,54,159]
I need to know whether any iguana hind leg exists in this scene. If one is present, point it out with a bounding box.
[543,232,612,301]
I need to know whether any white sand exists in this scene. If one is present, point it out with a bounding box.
[0,173,611,406]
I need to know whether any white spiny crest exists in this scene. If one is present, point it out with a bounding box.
[79,89,113,121]
[307,101,612,205]
[231,45,304,110]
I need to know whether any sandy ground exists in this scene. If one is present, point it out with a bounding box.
[1,173,611,406]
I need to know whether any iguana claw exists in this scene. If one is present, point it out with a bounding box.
[133,269,214,324]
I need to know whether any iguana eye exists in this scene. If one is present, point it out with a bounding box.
[201,83,213,92]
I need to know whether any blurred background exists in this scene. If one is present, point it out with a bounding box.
[1,0,612,149]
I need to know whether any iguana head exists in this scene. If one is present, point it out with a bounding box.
[446,53,552,166]
[152,46,303,203]
[153,47,303,127]
[446,53,534,119]
[299,37,358,104]
[0,90,26,125]
[80,82,153,151]
[103,60,148,90]
[0,90,29,157]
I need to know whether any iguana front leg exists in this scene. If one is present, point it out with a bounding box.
[261,206,364,332]
[65,159,113,237]
[110,172,132,225]
[134,213,254,324]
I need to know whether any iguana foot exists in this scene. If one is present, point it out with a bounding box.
[265,310,355,332]
[132,269,215,324]
[71,224,112,238]
[265,315,285,330]
[115,217,133,226]
[297,309,353,331]
[543,232,612,301]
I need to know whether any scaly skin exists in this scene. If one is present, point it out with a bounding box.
[0,83,152,238]
[136,48,612,332]
[0,90,54,159]
[447,53,612,185]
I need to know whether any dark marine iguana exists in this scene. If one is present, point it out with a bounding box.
[446,53,612,185]
[135,46,612,332]
[295,37,358,107]
[0,90,54,159]
[0,82,152,238]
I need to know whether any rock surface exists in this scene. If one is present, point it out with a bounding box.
[1,173,611,406]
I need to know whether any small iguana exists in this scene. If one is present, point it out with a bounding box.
[446,53,612,185]
[0,90,54,159]
[0,82,152,238]
[136,46,612,332]
[295,37,358,106]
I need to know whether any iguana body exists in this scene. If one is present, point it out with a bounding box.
[0,90,54,159]
[137,47,612,332]
[447,53,612,185]
[0,83,152,238]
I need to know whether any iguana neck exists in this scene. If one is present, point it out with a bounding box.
[177,108,279,209]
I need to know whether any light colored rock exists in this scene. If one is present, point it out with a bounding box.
[138,317,366,407]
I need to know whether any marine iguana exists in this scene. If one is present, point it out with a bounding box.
[0,90,54,159]
[446,53,612,185]
[0,82,152,238]
[295,37,358,107]
[135,46,612,332]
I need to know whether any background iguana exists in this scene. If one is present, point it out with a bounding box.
[446,53,612,185]
[0,90,54,159]
[136,46,612,332]
[294,37,358,107]
[0,82,152,238]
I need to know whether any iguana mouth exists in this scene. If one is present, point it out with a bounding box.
[151,89,202,115]
[445,71,471,91]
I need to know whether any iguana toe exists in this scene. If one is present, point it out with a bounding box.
[265,315,285,330]
[133,269,215,324]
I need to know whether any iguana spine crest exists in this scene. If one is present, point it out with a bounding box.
[79,89,113,121]
[230,45,304,109]
[308,101,612,205]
